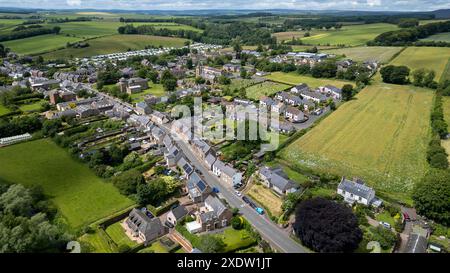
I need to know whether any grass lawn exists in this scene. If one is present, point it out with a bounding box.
[301,23,399,46]
[18,100,45,112]
[138,241,169,253]
[265,72,352,88]
[3,34,82,55]
[279,83,434,204]
[0,139,134,228]
[0,103,11,116]
[131,82,166,102]
[390,47,450,81]
[245,81,291,100]
[218,228,257,253]
[309,187,336,199]
[247,184,283,217]
[322,46,403,63]
[266,160,310,185]
[42,34,188,59]
[225,78,264,91]
[421,32,450,43]
[105,222,138,248]
[78,229,115,253]
[375,211,396,227]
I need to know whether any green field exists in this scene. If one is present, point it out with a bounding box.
[18,100,45,112]
[131,82,166,102]
[0,104,11,116]
[322,46,403,63]
[265,72,352,89]
[0,139,134,228]
[421,32,450,43]
[390,47,450,81]
[245,81,291,100]
[279,83,434,203]
[301,23,399,46]
[42,34,188,59]
[3,34,82,55]
[138,241,169,253]
[79,228,115,253]
[105,222,138,247]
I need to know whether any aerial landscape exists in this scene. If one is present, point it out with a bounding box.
[0,0,449,259]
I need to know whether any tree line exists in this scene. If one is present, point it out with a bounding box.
[0,26,61,42]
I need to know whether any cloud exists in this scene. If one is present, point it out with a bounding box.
[66,0,82,6]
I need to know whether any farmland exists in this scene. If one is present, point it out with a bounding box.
[421,32,450,43]
[42,34,188,59]
[301,23,399,46]
[279,83,434,203]
[3,34,82,55]
[390,47,450,81]
[245,81,291,100]
[265,72,352,88]
[0,139,134,228]
[322,46,404,63]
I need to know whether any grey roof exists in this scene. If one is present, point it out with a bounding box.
[126,208,163,240]
[261,166,299,192]
[178,157,194,175]
[187,172,209,199]
[171,205,188,220]
[192,139,211,155]
[300,90,328,101]
[405,234,428,253]
[338,178,375,200]
[205,152,217,167]
[203,195,227,220]
[163,134,173,148]
[325,85,342,93]
[213,159,238,178]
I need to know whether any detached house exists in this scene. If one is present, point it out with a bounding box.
[259,166,300,195]
[187,172,211,203]
[337,177,378,206]
[197,195,233,232]
[212,160,242,186]
[285,106,306,123]
[125,208,165,244]
[319,85,342,100]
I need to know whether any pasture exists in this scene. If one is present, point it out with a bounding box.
[42,34,188,59]
[3,34,82,55]
[279,83,434,203]
[0,139,134,228]
[390,47,450,81]
[421,32,450,43]
[322,46,403,63]
[265,72,352,89]
[245,81,291,100]
[301,23,398,46]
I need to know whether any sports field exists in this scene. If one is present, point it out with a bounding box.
[0,139,134,228]
[245,81,291,100]
[42,34,188,59]
[322,46,403,63]
[390,47,450,81]
[279,83,434,203]
[301,23,398,46]
[265,72,352,89]
[3,34,82,55]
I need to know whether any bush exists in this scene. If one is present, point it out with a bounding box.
[231,216,244,230]
[118,244,131,253]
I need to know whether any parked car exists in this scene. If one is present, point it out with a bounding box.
[242,196,251,204]
[379,221,391,229]
[212,187,220,193]
[235,190,242,197]
[403,213,410,222]
[255,207,264,215]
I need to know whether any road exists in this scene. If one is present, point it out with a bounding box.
[160,124,308,253]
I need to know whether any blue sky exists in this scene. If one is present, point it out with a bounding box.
[0,0,449,11]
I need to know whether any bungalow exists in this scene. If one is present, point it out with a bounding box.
[197,195,233,232]
[258,166,299,195]
[337,177,376,206]
[125,208,165,244]
[285,106,306,123]
[166,205,189,226]
[187,172,211,203]
[212,160,242,186]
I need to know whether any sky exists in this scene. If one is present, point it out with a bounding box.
[0,0,449,12]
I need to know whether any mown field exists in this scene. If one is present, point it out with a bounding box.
[265,72,352,88]
[421,32,450,43]
[279,83,434,203]
[42,34,188,59]
[245,81,291,100]
[0,139,134,228]
[390,47,450,81]
[322,46,403,63]
[3,34,82,55]
[301,23,398,46]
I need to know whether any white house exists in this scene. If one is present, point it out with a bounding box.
[337,177,376,206]
[212,159,242,186]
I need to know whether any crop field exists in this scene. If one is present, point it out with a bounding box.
[279,83,434,203]
[42,34,188,59]
[245,81,291,100]
[390,47,450,81]
[0,139,134,228]
[3,34,82,55]
[301,23,398,46]
[322,46,403,63]
[421,32,450,43]
[265,72,352,89]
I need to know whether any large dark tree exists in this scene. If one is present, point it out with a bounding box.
[293,197,362,253]
[380,65,410,85]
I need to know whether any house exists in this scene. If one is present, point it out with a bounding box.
[125,208,165,244]
[299,90,327,103]
[165,145,183,167]
[135,101,152,115]
[319,85,342,100]
[258,166,299,195]
[271,102,286,114]
[223,63,241,73]
[204,152,217,170]
[195,66,223,82]
[166,205,188,226]
[177,157,194,177]
[259,96,276,109]
[150,111,169,124]
[285,106,306,123]
[191,139,211,160]
[212,160,242,186]
[187,172,211,203]
[197,195,233,232]
[336,59,354,71]
[291,83,310,94]
[49,90,77,105]
[117,77,148,94]
[337,177,376,206]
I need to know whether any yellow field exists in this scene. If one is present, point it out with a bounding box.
[280,83,434,202]
[265,72,352,89]
[247,184,283,217]
[390,47,450,81]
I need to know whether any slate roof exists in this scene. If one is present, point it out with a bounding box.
[171,205,188,220]
[338,178,375,200]
[201,195,227,222]
[213,159,238,178]
[126,208,163,240]
[205,152,217,167]
[178,157,194,175]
